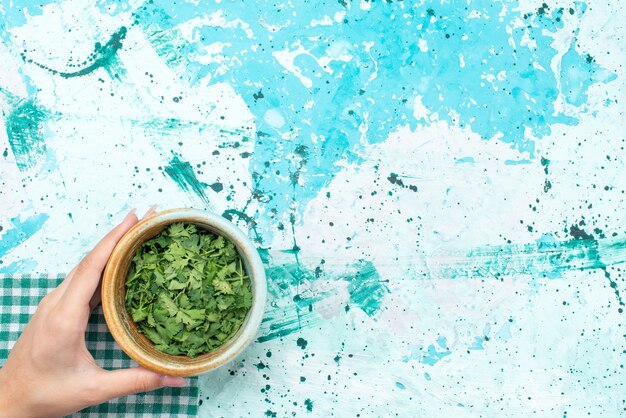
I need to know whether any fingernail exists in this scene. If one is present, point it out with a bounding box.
[124,208,137,221]
[161,375,187,387]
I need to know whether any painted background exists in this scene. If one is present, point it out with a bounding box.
[1,0,624,416]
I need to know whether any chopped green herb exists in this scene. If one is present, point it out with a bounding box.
[125,222,253,357]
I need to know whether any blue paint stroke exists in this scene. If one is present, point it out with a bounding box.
[495,320,513,340]
[395,382,406,390]
[504,159,532,166]
[533,235,564,280]
[455,156,475,164]
[0,213,49,258]
[0,0,57,32]
[422,342,452,366]
[403,337,451,365]
[402,345,420,363]
[560,35,617,106]
[0,258,38,274]
[436,336,447,349]
[469,324,491,350]
[469,336,487,350]
[402,337,452,366]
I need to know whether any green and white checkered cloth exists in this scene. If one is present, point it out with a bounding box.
[0,276,199,417]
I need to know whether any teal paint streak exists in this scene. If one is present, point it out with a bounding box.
[395,382,406,390]
[257,260,387,342]
[432,232,626,307]
[163,154,212,209]
[144,24,190,74]
[256,304,320,343]
[1,89,54,172]
[431,236,626,279]
[0,213,49,258]
[266,260,389,319]
[566,226,624,307]
[21,26,128,79]
[265,262,309,293]
[133,117,210,134]
[257,263,322,343]
[346,261,389,317]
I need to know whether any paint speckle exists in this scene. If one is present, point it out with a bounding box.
[304,398,313,412]
[296,337,308,349]
[210,182,224,193]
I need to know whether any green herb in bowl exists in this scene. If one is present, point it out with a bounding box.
[125,222,253,357]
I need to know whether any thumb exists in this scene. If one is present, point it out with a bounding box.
[93,367,186,402]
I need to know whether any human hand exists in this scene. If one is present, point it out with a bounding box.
[0,208,186,418]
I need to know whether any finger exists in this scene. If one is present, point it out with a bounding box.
[89,282,102,311]
[62,209,138,307]
[88,206,156,312]
[92,367,186,403]
[143,204,157,218]
[38,264,79,309]
[60,206,152,297]
[55,264,78,297]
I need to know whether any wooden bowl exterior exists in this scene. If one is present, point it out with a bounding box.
[102,208,267,376]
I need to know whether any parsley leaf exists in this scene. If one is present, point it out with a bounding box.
[125,222,253,357]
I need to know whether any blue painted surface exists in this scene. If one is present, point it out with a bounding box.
[0,0,624,416]
[105,0,614,242]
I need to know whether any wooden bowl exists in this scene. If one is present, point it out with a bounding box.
[102,208,267,376]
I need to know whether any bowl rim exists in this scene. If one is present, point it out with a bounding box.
[102,208,267,376]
